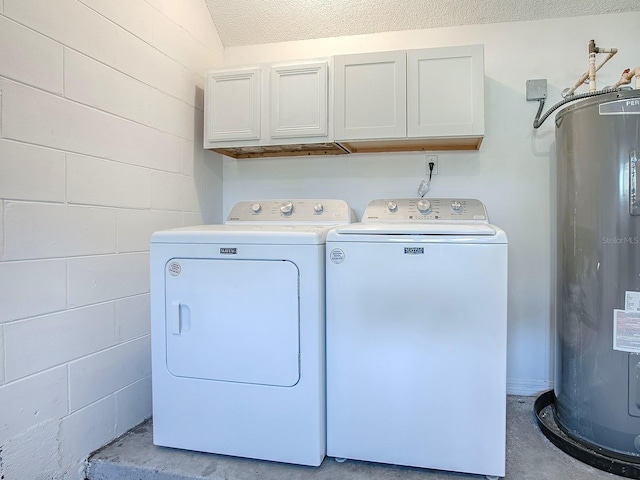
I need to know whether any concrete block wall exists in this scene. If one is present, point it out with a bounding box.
[0,1,224,478]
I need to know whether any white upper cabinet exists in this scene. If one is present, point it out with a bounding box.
[204,46,485,157]
[270,62,328,139]
[204,67,261,144]
[204,60,337,157]
[407,45,484,138]
[334,51,406,141]
[334,45,485,151]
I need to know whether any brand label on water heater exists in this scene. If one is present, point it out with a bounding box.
[599,99,640,116]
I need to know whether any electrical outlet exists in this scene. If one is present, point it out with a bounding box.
[526,79,547,101]
[425,155,438,175]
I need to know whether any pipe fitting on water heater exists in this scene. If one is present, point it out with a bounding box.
[562,39,618,97]
[613,67,640,89]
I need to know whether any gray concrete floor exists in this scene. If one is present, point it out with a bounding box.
[87,396,621,480]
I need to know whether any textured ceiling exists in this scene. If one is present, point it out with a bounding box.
[205,0,640,48]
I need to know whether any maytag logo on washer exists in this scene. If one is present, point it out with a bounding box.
[404,247,424,255]
[220,247,237,254]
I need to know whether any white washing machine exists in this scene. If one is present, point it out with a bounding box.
[326,198,508,478]
[150,199,354,467]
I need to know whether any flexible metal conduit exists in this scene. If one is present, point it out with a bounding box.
[532,88,618,129]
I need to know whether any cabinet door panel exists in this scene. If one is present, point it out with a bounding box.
[335,51,406,141]
[408,45,484,138]
[204,68,261,144]
[271,62,328,139]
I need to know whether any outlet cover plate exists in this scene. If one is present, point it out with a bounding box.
[425,155,438,175]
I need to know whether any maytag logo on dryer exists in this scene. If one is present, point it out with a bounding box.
[404,247,424,255]
[220,247,237,255]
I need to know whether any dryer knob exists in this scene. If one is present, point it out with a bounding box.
[251,203,262,213]
[313,203,324,214]
[280,201,294,215]
[417,199,432,214]
[386,201,398,213]
[451,200,462,213]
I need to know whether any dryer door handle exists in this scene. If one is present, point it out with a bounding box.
[169,301,191,335]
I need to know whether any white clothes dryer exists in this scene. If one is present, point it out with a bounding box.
[326,198,508,478]
[150,199,354,467]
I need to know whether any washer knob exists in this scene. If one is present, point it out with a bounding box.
[313,203,324,214]
[280,201,294,215]
[386,201,398,213]
[417,199,432,214]
[451,200,462,213]
[250,203,262,213]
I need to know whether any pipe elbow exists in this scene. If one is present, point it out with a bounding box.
[613,67,640,88]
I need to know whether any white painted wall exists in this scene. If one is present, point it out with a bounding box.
[0,1,224,478]
[221,12,640,396]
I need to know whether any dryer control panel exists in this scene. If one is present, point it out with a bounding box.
[226,199,354,225]
[362,198,488,223]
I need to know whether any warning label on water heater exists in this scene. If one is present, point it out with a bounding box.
[613,309,640,353]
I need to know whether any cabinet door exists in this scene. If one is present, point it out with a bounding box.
[270,62,328,139]
[204,67,261,145]
[407,45,484,138]
[334,51,406,141]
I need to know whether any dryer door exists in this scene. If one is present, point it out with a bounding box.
[164,258,300,387]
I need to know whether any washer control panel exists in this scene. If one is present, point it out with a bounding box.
[362,198,488,223]
[226,199,353,224]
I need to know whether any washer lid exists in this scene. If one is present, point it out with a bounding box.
[151,224,332,245]
[333,223,499,236]
[327,223,508,243]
